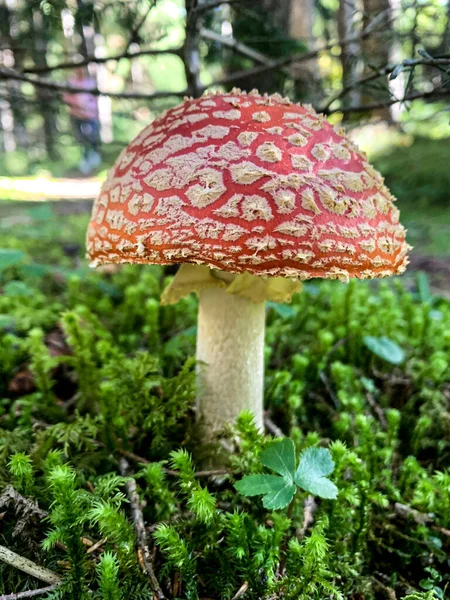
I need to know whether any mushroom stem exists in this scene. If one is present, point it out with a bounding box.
[196,286,265,439]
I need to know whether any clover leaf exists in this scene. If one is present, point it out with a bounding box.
[294,447,338,499]
[363,335,405,365]
[234,438,337,510]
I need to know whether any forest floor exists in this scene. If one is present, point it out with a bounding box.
[1,198,450,599]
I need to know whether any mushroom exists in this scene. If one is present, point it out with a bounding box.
[86,89,410,442]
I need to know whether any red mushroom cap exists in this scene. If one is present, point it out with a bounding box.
[86,90,410,282]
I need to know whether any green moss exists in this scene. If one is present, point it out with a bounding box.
[372,137,450,210]
[0,207,449,599]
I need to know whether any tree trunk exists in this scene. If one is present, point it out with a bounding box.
[0,0,27,149]
[32,10,58,160]
[387,0,404,121]
[265,0,292,33]
[362,0,392,119]
[184,0,203,97]
[76,0,96,59]
[337,0,362,110]
[289,0,318,102]
[226,0,292,95]
[94,36,113,144]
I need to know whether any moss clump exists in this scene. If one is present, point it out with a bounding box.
[0,207,449,599]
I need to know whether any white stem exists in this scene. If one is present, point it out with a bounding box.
[196,286,265,438]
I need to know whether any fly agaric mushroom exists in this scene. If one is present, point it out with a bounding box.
[86,89,410,441]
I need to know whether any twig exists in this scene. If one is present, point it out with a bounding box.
[0,546,61,585]
[191,468,231,477]
[118,449,230,477]
[321,70,383,112]
[123,3,154,53]
[263,414,284,438]
[22,46,183,75]
[0,585,59,600]
[371,576,397,600]
[432,525,450,538]
[327,87,450,115]
[191,0,251,14]
[393,502,450,537]
[366,392,388,429]
[202,24,388,91]
[319,371,340,409]
[321,56,450,112]
[200,27,276,66]
[118,448,152,464]
[0,67,187,100]
[119,458,166,600]
[231,582,249,600]
[296,495,317,539]
[86,537,108,555]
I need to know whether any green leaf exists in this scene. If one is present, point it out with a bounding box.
[363,336,406,365]
[417,271,432,304]
[389,64,404,80]
[260,438,296,480]
[234,474,286,496]
[267,302,295,319]
[0,249,26,272]
[20,263,52,278]
[3,281,34,297]
[0,314,14,329]
[27,204,55,222]
[261,478,296,510]
[294,447,338,499]
[234,474,296,510]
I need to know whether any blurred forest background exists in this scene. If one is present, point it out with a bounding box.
[0,0,449,155]
[2,3,450,598]
[0,0,449,269]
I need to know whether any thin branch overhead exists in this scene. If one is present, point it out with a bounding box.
[0,67,187,100]
[190,0,253,15]
[328,87,450,115]
[0,4,448,116]
[200,27,276,66]
[322,56,450,113]
[21,46,183,75]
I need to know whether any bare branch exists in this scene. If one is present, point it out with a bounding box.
[202,27,387,91]
[0,546,61,585]
[297,495,317,538]
[321,70,383,112]
[118,447,230,478]
[22,46,183,75]
[321,55,450,112]
[0,585,59,600]
[191,0,252,14]
[124,2,154,53]
[263,413,284,438]
[0,67,187,100]
[231,582,249,600]
[200,27,275,66]
[326,87,450,115]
